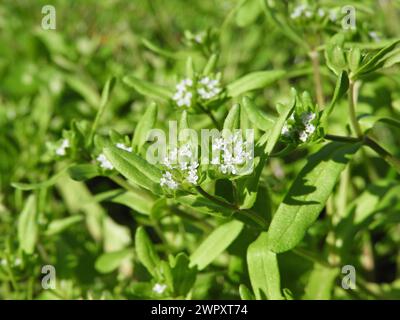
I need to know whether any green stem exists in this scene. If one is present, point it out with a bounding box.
[309,50,325,108]
[348,80,363,138]
[198,103,221,130]
[195,186,267,228]
[364,136,400,174]
[324,134,361,143]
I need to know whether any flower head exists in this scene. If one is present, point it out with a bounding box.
[116,143,132,152]
[97,153,114,170]
[56,139,70,156]
[152,283,167,294]
[172,78,193,108]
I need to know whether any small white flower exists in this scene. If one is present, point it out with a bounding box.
[173,78,194,107]
[152,283,167,294]
[160,171,179,189]
[14,258,21,266]
[0,259,7,266]
[197,76,221,100]
[299,130,309,143]
[305,123,316,134]
[194,33,204,43]
[369,31,380,42]
[329,10,337,22]
[97,153,114,170]
[301,112,316,124]
[56,139,70,156]
[281,123,291,137]
[116,143,132,152]
[318,8,325,17]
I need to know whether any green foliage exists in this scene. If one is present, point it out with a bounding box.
[2,0,400,301]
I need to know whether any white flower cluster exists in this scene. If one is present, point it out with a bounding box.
[290,4,313,19]
[290,5,337,21]
[160,171,179,190]
[211,133,252,175]
[56,138,70,156]
[281,111,317,143]
[152,283,167,294]
[97,153,114,170]
[172,78,193,107]
[197,76,221,101]
[160,143,199,190]
[116,142,132,152]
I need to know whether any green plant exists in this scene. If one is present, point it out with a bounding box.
[1,0,400,300]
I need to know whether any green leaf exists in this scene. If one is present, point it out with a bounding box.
[236,0,261,27]
[132,102,158,152]
[239,284,255,300]
[259,0,308,50]
[325,34,347,76]
[68,164,100,181]
[12,166,70,190]
[264,89,296,155]
[89,76,116,142]
[18,195,38,254]
[103,147,162,194]
[321,71,349,123]
[242,96,274,131]
[95,249,133,274]
[44,215,83,236]
[123,75,173,101]
[247,232,283,300]
[176,194,234,219]
[203,53,219,75]
[303,264,339,300]
[226,70,285,97]
[190,220,244,270]
[141,38,185,60]
[354,40,400,77]
[94,189,154,215]
[267,142,361,253]
[135,227,161,277]
[223,103,240,131]
[169,253,197,297]
[65,75,100,108]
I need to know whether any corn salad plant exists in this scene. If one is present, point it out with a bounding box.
[1,0,400,300]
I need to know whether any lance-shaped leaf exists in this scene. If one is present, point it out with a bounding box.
[226,70,285,97]
[89,76,116,143]
[267,142,361,253]
[94,189,154,215]
[176,194,234,219]
[247,232,283,300]
[169,253,197,297]
[18,195,38,254]
[320,71,349,124]
[65,75,100,108]
[264,89,296,155]
[132,102,158,152]
[303,264,339,300]
[223,103,240,131]
[95,248,133,274]
[236,92,294,209]
[203,53,219,75]
[135,227,161,278]
[68,164,100,181]
[354,39,400,78]
[44,215,83,236]
[242,96,274,131]
[103,146,162,194]
[190,220,244,270]
[123,75,173,101]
